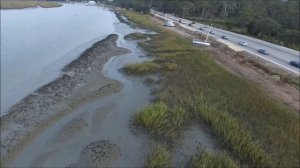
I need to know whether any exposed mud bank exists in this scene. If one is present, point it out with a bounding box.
[1,34,129,165]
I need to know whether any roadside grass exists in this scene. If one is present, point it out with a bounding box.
[190,150,239,168]
[235,52,300,90]
[123,11,299,167]
[124,33,148,40]
[0,1,62,9]
[133,102,187,141]
[146,145,172,168]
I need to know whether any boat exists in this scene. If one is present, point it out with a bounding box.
[192,39,210,46]
[87,1,96,6]
[164,20,175,27]
[192,25,212,46]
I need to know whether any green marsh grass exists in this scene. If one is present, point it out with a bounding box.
[146,145,171,168]
[123,11,300,167]
[123,62,160,75]
[123,61,177,75]
[124,33,148,40]
[190,151,239,168]
[133,102,187,141]
[0,0,62,9]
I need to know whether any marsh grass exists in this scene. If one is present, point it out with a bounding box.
[195,105,269,167]
[124,33,148,40]
[37,1,62,8]
[123,11,299,167]
[190,150,239,168]
[146,145,172,168]
[0,0,62,9]
[123,61,177,75]
[123,62,160,75]
[133,102,187,141]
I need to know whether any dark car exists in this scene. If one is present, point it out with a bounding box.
[199,27,204,31]
[257,49,269,55]
[289,61,300,69]
[221,35,228,39]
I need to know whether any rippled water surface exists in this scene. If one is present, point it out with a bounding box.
[1,4,118,114]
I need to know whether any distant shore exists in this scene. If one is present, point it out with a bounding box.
[0,0,62,9]
[0,34,130,165]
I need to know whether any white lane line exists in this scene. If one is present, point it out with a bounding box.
[152,13,300,75]
[244,50,300,75]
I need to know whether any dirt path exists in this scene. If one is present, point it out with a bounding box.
[151,16,300,113]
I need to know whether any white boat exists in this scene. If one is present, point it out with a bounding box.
[87,1,96,5]
[164,20,175,27]
[192,39,210,46]
[192,25,212,46]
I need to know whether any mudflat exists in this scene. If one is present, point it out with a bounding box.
[0,34,130,165]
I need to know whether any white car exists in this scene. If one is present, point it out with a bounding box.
[239,41,248,46]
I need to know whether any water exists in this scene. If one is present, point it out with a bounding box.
[10,5,154,166]
[1,4,117,115]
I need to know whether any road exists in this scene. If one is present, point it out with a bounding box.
[151,10,300,75]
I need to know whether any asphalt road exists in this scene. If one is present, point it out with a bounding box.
[151,11,300,75]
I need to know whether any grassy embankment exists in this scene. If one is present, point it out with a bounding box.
[0,0,62,9]
[234,52,300,90]
[121,10,299,168]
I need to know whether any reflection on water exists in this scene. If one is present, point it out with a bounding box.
[1,4,118,115]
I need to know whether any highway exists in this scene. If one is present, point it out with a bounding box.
[151,10,300,75]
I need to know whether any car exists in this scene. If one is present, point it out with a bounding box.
[199,27,204,31]
[239,41,247,46]
[209,30,214,34]
[221,35,228,40]
[257,49,269,55]
[289,61,300,69]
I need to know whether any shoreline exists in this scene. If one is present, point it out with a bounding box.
[0,1,62,9]
[1,34,130,165]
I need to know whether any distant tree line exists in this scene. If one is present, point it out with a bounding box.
[108,0,299,49]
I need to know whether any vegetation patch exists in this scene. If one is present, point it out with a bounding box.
[190,150,239,168]
[124,33,148,40]
[146,145,172,168]
[0,0,62,9]
[123,61,177,75]
[133,102,187,141]
[195,105,269,167]
[123,11,299,168]
[123,62,160,75]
